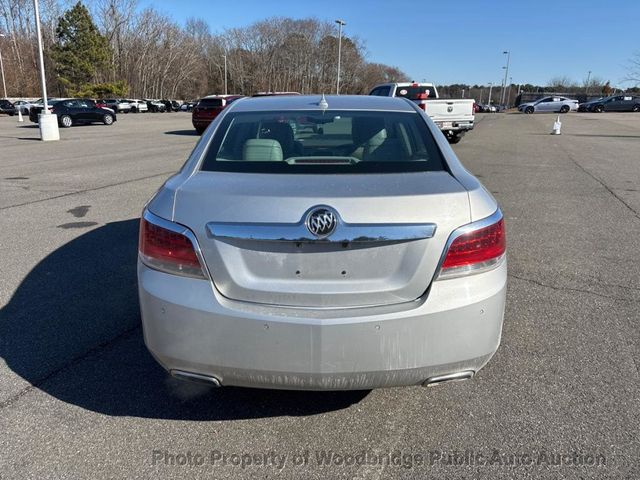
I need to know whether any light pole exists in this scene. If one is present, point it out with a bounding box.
[335,19,346,95]
[487,82,493,106]
[33,0,58,141]
[500,50,510,105]
[585,70,592,95]
[0,33,7,98]
[506,76,512,107]
[222,54,228,95]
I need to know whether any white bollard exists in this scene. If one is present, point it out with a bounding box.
[17,108,23,122]
[38,113,60,141]
[552,115,561,135]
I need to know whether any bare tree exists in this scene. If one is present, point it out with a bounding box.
[625,52,640,85]
[0,3,409,99]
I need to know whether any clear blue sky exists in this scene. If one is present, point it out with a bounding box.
[142,0,639,87]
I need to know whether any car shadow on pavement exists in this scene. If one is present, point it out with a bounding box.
[165,129,199,136]
[0,219,368,420]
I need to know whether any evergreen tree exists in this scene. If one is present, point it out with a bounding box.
[52,2,112,94]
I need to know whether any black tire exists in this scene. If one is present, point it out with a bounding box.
[594,104,604,113]
[525,106,534,114]
[131,107,138,113]
[103,114,114,125]
[195,127,205,135]
[633,104,640,112]
[560,105,570,113]
[447,133,464,144]
[60,114,73,128]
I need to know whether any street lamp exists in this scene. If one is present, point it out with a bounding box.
[0,33,7,98]
[33,0,59,141]
[487,82,494,106]
[585,70,592,95]
[506,76,512,107]
[335,19,346,95]
[222,54,228,95]
[500,50,510,105]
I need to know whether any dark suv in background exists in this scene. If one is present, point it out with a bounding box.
[192,95,244,134]
[0,99,16,116]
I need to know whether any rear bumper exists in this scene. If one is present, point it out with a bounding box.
[192,118,215,128]
[434,120,474,132]
[139,257,507,390]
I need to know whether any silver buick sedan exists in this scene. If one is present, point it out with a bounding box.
[138,94,506,390]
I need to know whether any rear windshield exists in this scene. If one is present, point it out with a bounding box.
[200,109,445,174]
[198,98,224,108]
[394,86,437,100]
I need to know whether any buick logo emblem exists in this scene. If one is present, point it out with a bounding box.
[306,207,337,238]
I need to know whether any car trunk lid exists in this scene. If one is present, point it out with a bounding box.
[172,171,470,308]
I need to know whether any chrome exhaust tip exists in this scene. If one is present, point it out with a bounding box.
[422,370,474,387]
[171,370,222,387]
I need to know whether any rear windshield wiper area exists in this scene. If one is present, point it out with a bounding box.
[285,156,359,165]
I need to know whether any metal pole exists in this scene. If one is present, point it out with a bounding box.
[585,70,591,95]
[500,51,510,105]
[33,0,58,140]
[488,83,493,106]
[335,19,345,95]
[33,0,49,112]
[222,55,228,95]
[0,34,7,98]
[506,76,512,107]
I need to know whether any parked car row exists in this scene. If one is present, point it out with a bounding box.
[1,97,191,117]
[517,94,640,114]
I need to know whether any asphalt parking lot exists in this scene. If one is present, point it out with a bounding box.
[0,111,638,479]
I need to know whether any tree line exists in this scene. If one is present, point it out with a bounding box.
[0,0,408,99]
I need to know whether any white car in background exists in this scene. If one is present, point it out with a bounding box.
[103,99,132,113]
[13,100,38,115]
[127,99,148,113]
[518,96,579,114]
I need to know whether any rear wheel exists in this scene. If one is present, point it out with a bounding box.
[103,114,114,125]
[60,115,73,128]
[447,132,464,144]
[633,104,640,112]
[525,106,534,114]
[594,105,604,113]
[559,105,570,113]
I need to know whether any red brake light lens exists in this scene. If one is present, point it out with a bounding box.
[439,217,505,278]
[139,217,206,279]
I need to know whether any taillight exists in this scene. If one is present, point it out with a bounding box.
[139,214,207,279]
[437,214,505,279]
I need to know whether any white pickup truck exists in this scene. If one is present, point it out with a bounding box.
[369,82,475,144]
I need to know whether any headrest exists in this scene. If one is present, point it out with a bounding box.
[242,139,283,161]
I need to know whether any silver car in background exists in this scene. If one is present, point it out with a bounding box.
[518,96,579,114]
[138,95,507,390]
